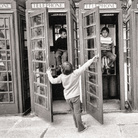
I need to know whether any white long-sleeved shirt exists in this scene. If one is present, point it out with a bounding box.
[47,58,95,100]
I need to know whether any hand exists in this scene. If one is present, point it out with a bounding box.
[93,54,99,62]
[113,54,116,57]
[46,67,52,75]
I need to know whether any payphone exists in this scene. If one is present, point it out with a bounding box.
[79,0,125,124]
[0,0,30,115]
[26,0,79,121]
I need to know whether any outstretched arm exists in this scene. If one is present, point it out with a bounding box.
[75,55,99,75]
[46,68,62,84]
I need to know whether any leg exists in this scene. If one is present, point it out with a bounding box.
[106,52,116,67]
[62,51,68,63]
[55,50,63,69]
[66,98,78,128]
[72,96,85,132]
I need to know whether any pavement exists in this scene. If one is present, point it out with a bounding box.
[0,112,138,138]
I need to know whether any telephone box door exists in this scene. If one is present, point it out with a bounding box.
[27,8,53,122]
[82,7,103,124]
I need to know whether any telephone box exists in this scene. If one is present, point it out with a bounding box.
[26,0,79,122]
[0,0,30,115]
[79,0,125,124]
[124,0,138,110]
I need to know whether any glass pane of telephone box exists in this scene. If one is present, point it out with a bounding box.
[0,16,13,103]
[86,26,96,37]
[31,27,44,38]
[30,12,49,108]
[31,14,44,27]
[87,38,95,49]
[87,94,98,108]
[86,13,95,26]
[86,72,98,84]
[87,83,99,96]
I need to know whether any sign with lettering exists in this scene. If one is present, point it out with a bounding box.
[0,4,11,9]
[84,3,117,9]
[32,3,65,9]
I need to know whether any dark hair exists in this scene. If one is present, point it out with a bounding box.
[61,61,73,75]
[59,28,67,34]
[101,27,109,34]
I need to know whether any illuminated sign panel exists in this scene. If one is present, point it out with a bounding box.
[84,3,117,9]
[0,4,11,9]
[32,3,65,9]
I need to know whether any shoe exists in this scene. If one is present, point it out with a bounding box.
[106,69,110,75]
[105,65,110,69]
[79,126,88,133]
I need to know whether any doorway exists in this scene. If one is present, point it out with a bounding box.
[49,13,70,114]
[100,13,121,112]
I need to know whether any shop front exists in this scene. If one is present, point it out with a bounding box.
[0,0,30,115]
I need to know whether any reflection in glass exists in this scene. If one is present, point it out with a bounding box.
[87,50,95,59]
[0,83,8,91]
[9,83,12,91]
[32,39,43,50]
[6,40,10,49]
[0,18,4,28]
[35,95,46,107]
[40,74,44,84]
[31,14,44,27]
[87,26,95,37]
[40,85,45,95]
[5,18,9,28]
[0,30,5,38]
[0,93,8,102]
[9,93,13,102]
[8,72,12,81]
[33,62,46,73]
[90,96,98,108]
[7,61,11,71]
[34,51,44,61]
[88,84,96,95]
[88,63,97,72]
[39,63,46,72]
[0,72,7,81]
[31,27,44,38]
[5,30,10,39]
[34,73,45,84]
[87,39,95,49]
[0,40,5,49]
[1,51,6,60]
[0,64,6,71]
[86,14,94,26]
[88,74,97,84]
